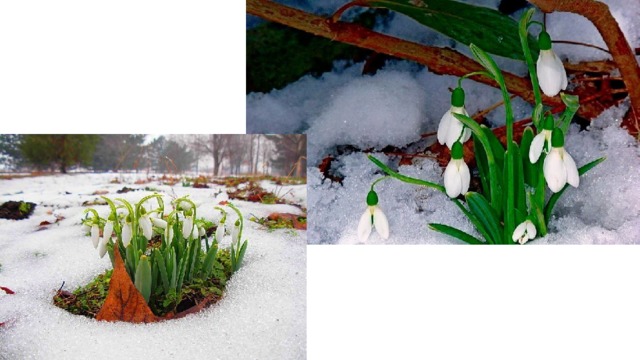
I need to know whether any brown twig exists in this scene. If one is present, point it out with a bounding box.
[552,40,610,54]
[246,0,563,109]
[529,0,640,126]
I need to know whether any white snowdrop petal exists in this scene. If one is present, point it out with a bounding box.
[443,161,462,198]
[437,110,453,146]
[140,216,153,240]
[529,132,546,163]
[544,148,568,193]
[91,225,100,248]
[445,114,465,149]
[97,238,108,258]
[459,160,470,196]
[357,210,372,242]
[216,224,225,241]
[150,217,167,229]
[182,216,193,239]
[122,223,133,247]
[103,221,114,241]
[537,50,564,97]
[563,151,580,188]
[512,222,527,242]
[373,206,389,240]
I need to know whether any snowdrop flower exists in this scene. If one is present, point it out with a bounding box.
[216,220,226,241]
[536,31,567,97]
[150,217,167,229]
[443,142,470,198]
[529,115,555,163]
[139,214,153,240]
[121,221,133,247]
[103,220,114,242]
[437,87,471,149]
[191,224,199,239]
[97,237,108,258]
[199,226,206,238]
[231,220,241,247]
[165,226,174,247]
[544,129,579,193]
[182,216,193,239]
[512,220,536,245]
[91,224,100,249]
[357,189,389,242]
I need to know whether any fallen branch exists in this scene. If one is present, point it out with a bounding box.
[247,0,563,109]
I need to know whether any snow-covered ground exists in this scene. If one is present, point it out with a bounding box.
[0,174,306,359]
[247,0,640,244]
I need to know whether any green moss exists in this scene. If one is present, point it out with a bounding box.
[53,270,112,318]
[18,201,31,214]
[251,216,294,231]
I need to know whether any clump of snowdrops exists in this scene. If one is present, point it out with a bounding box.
[363,8,604,244]
[82,194,248,305]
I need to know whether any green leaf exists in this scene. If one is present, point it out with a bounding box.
[451,199,494,244]
[134,256,152,303]
[473,134,490,199]
[520,127,537,188]
[202,243,218,278]
[532,103,544,130]
[154,249,170,294]
[429,223,483,244]
[503,143,516,244]
[544,157,605,224]
[466,192,503,244]
[364,0,536,60]
[367,155,445,193]
[559,93,580,134]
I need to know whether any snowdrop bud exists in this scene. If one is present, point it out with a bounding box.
[216,223,225,241]
[121,222,133,247]
[536,31,568,97]
[512,220,537,245]
[165,226,174,247]
[91,224,100,249]
[180,201,192,212]
[82,223,91,233]
[443,142,470,198]
[103,220,114,241]
[232,220,241,246]
[97,237,108,258]
[139,215,153,240]
[191,225,199,239]
[437,87,471,149]
[182,216,193,239]
[199,226,206,238]
[150,217,167,229]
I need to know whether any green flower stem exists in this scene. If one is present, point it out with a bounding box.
[370,176,390,191]
[469,44,515,150]
[457,71,492,88]
[452,114,501,211]
[519,8,543,109]
[367,155,445,193]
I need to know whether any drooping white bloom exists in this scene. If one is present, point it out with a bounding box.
[216,222,225,241]
[544,147,579,193]
[191,225,199,239]
[543,129,579,193]
[139,215,153,240]
[443,142,470,198]
[512,220,537,245]
[91,224,100,248]
[357,206,389,242]
[103,220,114,242]
[182,216,193,239]
[437,106,471,149]
[437,87,471,149]
[529,115,555,163]
[536,31,567,97]
[231,220,241,247]
[150,217,167,229]
[121,222,133,247]
[357,190,389,242]
[97,237,108,258]
[199,226,206,238]
[165,226,174,247]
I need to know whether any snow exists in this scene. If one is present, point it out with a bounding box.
[0,174,306,359]
[247,0,640,244]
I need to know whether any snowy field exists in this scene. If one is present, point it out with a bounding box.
[0,173,306,359]
[247,0,640,244]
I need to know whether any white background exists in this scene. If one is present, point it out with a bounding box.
[2,2,640,359]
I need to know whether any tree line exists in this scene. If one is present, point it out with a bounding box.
[0,134,306,177]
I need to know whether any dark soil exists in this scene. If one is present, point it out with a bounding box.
[0,201,36,220]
